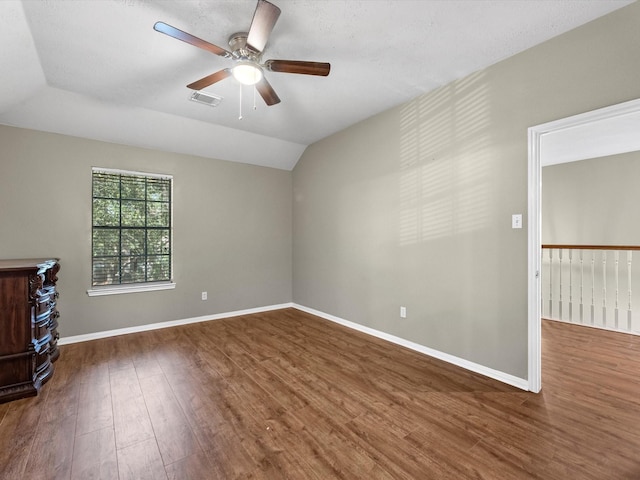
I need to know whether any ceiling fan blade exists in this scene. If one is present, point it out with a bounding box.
[187,69,232,90]
[255,77,281,106]
[154,21,232,59]
[264,60,330,76]
[246,0,281,53]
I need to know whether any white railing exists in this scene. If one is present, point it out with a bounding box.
[542,245,640,335]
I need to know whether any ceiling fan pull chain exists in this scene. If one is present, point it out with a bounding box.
[239,83,243,120]
[253,86,257,111]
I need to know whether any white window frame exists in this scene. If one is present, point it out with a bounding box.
[87,167,175,297]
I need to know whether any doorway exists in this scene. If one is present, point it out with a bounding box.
[527,98,640,392]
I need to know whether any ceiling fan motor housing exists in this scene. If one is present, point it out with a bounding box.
[228,32,262,62]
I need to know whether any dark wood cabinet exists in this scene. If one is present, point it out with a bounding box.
[0,259,60,403]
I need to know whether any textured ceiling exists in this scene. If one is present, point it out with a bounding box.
[0,0,633,170]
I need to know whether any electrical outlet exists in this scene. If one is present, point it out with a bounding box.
[201,291,207,301]
[400,306,407,318]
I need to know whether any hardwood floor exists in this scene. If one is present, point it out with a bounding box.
[1,308,640,479]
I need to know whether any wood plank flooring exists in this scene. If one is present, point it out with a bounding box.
[1,308,640,479]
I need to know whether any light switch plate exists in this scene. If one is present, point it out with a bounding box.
[512,214,523,229]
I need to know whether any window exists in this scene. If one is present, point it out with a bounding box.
[90,168,173,294]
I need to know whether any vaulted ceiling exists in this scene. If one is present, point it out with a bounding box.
[0,0,632,170]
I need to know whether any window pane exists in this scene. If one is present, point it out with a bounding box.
[121,176,146,200]
[92,257,120,286]
[92,169,172,286]
[120,256,146,283]
[147,201,170,227]
[147,229,170,255]
[121,200,145,226]
[93,173,120,199]
[147,255,170,282]
[93,198,120,226]
[93,229,120,256]
[147,179,170,202]
[121,229,145,256]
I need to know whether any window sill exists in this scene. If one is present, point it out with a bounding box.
[87,282,176,297]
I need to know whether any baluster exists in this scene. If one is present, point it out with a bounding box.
[590,251,595,325]
[568,249,573,322]
[614,250,620,329]
[579,249,584,324]
[602,251,607,327]
[559,249,563,320]
[548,248,553,318]
[628,250,633,331]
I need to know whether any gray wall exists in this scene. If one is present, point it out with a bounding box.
[2,2,640,382]
[292,2,640,379]
[543,151,640,245]
[0,126,292,337]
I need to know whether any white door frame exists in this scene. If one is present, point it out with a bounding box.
[527,98,640,393]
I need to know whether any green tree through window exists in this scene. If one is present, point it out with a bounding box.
[92,169,172,286]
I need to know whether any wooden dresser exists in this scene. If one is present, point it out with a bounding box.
[0,259,60,403]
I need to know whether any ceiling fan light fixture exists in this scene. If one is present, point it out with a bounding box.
[233,62,263,85]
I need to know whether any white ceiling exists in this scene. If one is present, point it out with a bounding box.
[0,0,633,170]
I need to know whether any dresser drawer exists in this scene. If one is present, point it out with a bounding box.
[33,305,52,348]
[35,291,53,317]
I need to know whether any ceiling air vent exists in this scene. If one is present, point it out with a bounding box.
[190,91,223,107]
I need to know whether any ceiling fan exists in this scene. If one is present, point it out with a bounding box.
[154,0,331,107]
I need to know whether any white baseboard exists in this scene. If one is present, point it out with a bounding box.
[58,301,529,391]
[544,316,640,337]
[292,303,529,391]
[57,303,294,345]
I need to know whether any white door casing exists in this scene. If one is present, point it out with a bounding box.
[527,97,640,393]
